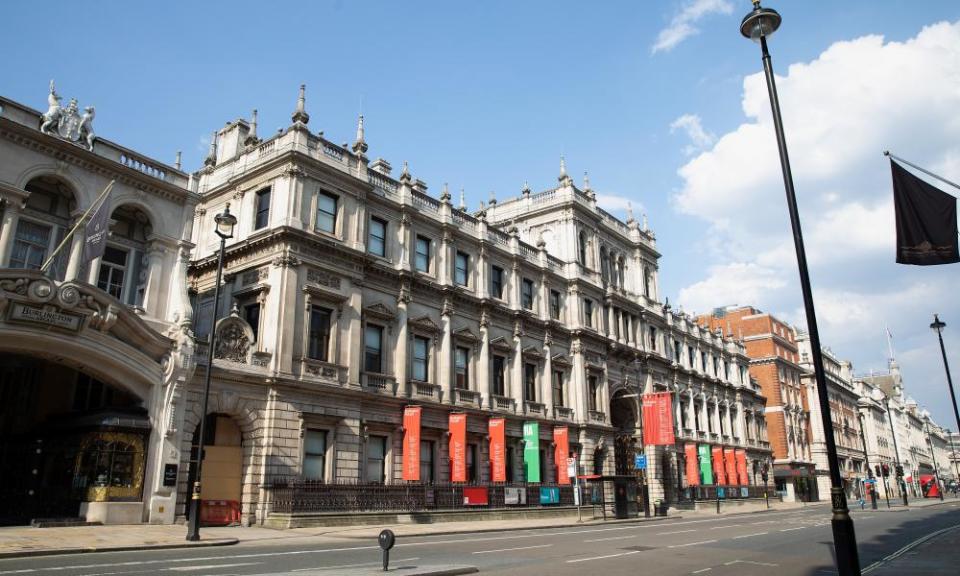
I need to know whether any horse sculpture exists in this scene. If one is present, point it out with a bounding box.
[39,80,62,136]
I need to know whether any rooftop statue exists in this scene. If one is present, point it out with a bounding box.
[38,80,96,150]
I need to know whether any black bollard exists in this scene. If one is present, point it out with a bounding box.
[378,529,395,572]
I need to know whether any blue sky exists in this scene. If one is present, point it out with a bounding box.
[4,0,960,428]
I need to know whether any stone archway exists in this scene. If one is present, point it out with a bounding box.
[610,389,638,476]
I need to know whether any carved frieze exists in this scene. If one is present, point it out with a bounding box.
[307,268,342,289]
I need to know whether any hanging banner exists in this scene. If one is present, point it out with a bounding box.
[685,443,700,486]
[402,406,421,481]
[489,417,506,482]
[712,446,726,485]
[523,421,540,482]
[554,427,570,485]
[449,413,467,483]
[724,448,737,486]
[698,444,713,485]
[735,449,749,486]
[642,392,676,446]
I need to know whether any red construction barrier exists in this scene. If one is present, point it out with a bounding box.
[200,499,241,526]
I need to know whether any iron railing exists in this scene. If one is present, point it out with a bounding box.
[678,484,773,502]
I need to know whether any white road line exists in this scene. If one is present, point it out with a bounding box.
[167,564,261,572]
[780,527,806,532]
[724,559,779,567]
[692,569,712,574]
[733,532,768,539]
[669,539,718,548]
[584,535,637,542]
[290,558,419,572]
[472,544,553,554]
[710,524,742,530]
[566,550,642,564]
[657,529,698,535]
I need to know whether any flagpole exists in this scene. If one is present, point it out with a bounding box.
[40,180,114,273]
[884,151,960,194]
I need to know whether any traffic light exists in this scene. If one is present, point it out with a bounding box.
[882,464,890,477]
[874,464,881,478]
[867,466,874,479]
[896,465,904,478]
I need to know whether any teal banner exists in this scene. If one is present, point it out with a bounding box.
[698,444,713,485]
[523,421,540,482]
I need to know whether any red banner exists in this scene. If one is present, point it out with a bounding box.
[554,427,570,485]
[712,446,726,485]
[685,443,700,486]
[402,406,421,481]
[449,413,467,482]
[642,392,676,446]
[735,449,749,486]
[724,448,737,486]
[489,417,506,482]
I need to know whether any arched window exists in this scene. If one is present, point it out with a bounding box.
[97,205,151,305]
[599,247,609,284]
[618,258,626,288]
[578,231,588,265]
[10,176,77,279]
[643,267,652,298]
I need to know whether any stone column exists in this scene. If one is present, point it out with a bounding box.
[0,201,21,267]
[478,310,491,404]
[64,217,87,281]
[600,367,611,424]
[477,245,489,299]
[572,339,587,423]
[440,298,454,402]
[542,335,554,417]
[606,301,615,339]
[512,323,523,410]
[510,261,521,311]
[688,389,697,435]
[439,231,452,286]
[395,285,410,394]
[141,242,167,316]
[271,256,299,375]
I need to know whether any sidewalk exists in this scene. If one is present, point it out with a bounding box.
[857,496,960,512]
[0,499,809,559]
[866,522,960,575]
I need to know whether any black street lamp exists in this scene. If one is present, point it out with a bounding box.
[739,3,861,574]
[931,315,960,466]
[186,203,237,542]
[856,408,878,510]
[875,390,909,507]
[922,417,945,501]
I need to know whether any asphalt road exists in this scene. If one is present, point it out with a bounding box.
[2,503,959,576]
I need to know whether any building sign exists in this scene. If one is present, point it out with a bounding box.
[523,421,540,482]
[635,454,647,470]
[685,443,700,486]
[402,406,421,481]
[449,413,467,483]
[162,464,178,487]
[642,392,676,446]
[724,448,737,486]
[699,444,714,485]
[9,303,83,332]
[489,418,506,482]
[554,427,570,485]
[735,449,749,486]
[712,446,727,485]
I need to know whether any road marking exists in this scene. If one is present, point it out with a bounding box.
[750,520,780,525]
[291,558,419,572]
[779,527,805,532]
[669,539,718,548]
[692,569,712,574]
[168,564,261,572]
[733,532,768,539]
[862,522,960,574]
[472,544,552,554]
[710,524,742,530]
[724,559,779,567]
[657,529,697,535]
[566,550,642,563]
[584,535,637,542]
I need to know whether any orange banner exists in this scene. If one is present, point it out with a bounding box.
[642,392,676,446]
[712,446,726,485]
[402,406,421,481]
[449,413,467,482]
[724,448,737,486]
[489,417,506,482]
[554,427,570,485]
[685,443,700,486]
[735,449,749,486]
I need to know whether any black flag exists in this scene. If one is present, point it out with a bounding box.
[891,159,959,265]
[81,191,111,265]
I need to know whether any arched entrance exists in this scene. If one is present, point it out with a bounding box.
[610,390,638,476]
[185,414,243,526]
[0,354,149,525]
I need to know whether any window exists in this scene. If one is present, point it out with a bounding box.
[254,188,271,230]
[643,268,652,297]
[701,351,708,372]
[415,235,431,273]
[96,246,128,300]
[588,375,598,411]
[584,299,594,327]
[455,346,470,389]
[578,231,588,264]
[308,306,332,361]
[492,355,506,396]
[466,443,478,482]
[713,356,720,376]
[490,265,504,299]
[10,220,51,270]
[648,326,657,351]
[366,435,387,483]
[552,370,565,407]
[506,445,515,482]
[364,324,383,373]
[455,251,469,286]
[420,440,435,483]
[688,346,695,368]
[673,340,682,363]
[524,363,537,402]
[317,192,337,233]
[521,278,534,310]
[549,290,561,320]
[303,429,327,480]
[368,217,386,257]
[244,302,261,342]
[413,336,430,381]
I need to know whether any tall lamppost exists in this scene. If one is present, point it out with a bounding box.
[922,416,945,501]
[739,2,860,573]
[875,389,909,507]
[856,407,878,510]
[931,315,960,471]
[186,204,237,542]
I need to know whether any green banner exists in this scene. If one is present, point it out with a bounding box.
[523,421,540,482]
[698,444,713,485]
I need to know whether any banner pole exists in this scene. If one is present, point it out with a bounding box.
[40,180,114,273]
[884,151,960,194]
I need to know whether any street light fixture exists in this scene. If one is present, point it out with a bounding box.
[186,203,237,542]
[739,2,861,574]
[873,388,909,508]
[931,315,960,468]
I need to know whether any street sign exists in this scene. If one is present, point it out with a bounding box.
[635,454,647,470]
[567,457,577,478]
[864,478,876,484]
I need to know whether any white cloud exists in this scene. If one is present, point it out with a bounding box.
[652,0,733,54]
[596,193,642,215]
[670,113,716,155]
[672,20,960,427]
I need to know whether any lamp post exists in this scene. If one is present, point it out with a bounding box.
[186,204,237,542]
[931,315,960,475]
[922,417,945,501]
[856,409,878,510]
[739,3,861,574]
[876,391,909,507]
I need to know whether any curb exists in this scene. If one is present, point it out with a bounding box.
[0,537,238,560]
